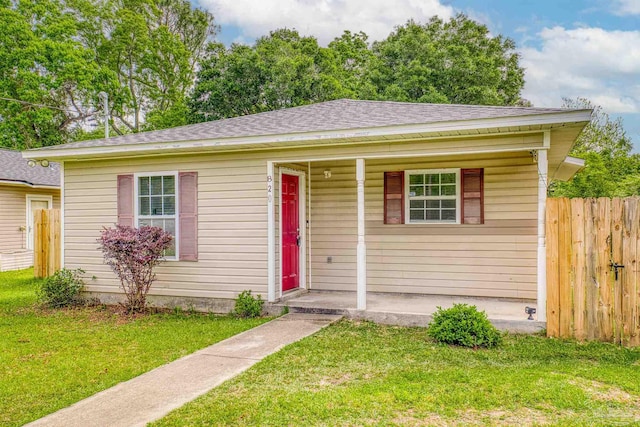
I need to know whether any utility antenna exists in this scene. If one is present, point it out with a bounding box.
[98,92,109,139]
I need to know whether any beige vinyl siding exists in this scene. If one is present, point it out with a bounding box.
[309,151,538,299]
[0,185,60,253]
[63,133,542,301]
[64,155,268,300]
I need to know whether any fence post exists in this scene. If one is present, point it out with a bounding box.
[612,198,624,344]
[33,209,61,278]
[546,198,560,337]
[558,198,572,338]
[571,198,586,341]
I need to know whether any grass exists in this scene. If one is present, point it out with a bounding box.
[154,320,640,426]
[0,268,269,427]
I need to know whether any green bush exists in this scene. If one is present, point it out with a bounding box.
[427,303,502,348]
[233,290,264,318]
[37,268,86,308]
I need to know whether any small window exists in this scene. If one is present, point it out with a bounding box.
[136,173,178,258]
[405,169,460,224]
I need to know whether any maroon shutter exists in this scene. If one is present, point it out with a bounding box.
[117,174,134,227]
[461,168,484,224]
[179,171,198,261]
[384,171,404,224]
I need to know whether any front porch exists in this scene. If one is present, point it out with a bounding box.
[274,290,544,333]
[267,142,551,321]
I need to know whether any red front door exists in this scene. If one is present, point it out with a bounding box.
[282,174,300,292]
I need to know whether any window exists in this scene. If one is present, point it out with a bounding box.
[136,173,178,258]
[384,168,483,225]
[405,169,460,224]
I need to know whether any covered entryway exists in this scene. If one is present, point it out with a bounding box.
[267,148,548,314]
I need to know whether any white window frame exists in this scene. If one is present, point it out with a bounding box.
[134,171,179,261]
[404,168,461,224]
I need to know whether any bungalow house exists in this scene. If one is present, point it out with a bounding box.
[24,99,590,321]
[0,148,60,271]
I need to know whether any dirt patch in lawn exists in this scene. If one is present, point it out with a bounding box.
[569,377,640,407]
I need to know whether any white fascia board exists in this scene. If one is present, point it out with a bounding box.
[23,110,593,161]
[553,156,586,182]
[0,180,60,189]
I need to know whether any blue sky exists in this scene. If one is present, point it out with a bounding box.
[198,0,640,149]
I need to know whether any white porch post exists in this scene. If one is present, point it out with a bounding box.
[356,158,367,310]
[537,146,548,322]
[59,161,65,268]
[267,161,276,302]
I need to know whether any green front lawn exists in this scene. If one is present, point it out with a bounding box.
[155,321,640,426]
[0,269,269,427]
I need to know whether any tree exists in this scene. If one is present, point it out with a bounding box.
[73,0,216,133]
[190,15,527,122]
[0,0,104,149]
[0,0,215,149]
[190,29,348,122]
[369,15,525,105]
[327,30,377,99]
[550,98,640,198]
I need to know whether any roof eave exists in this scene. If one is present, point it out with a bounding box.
[0,179,60,189]
[553,156,586,182]
[24,110,593,161]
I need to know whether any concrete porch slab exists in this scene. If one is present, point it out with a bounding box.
[275,291,544,333]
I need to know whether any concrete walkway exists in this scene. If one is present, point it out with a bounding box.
[27,313,342,427]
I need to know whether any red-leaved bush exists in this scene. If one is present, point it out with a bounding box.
[98,225,173,313]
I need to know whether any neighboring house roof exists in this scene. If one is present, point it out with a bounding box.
[28,99,590,156]
[0,148,60,187]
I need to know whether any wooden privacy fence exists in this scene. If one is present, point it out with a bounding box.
[546,197,640,346]
[34,209,61,278]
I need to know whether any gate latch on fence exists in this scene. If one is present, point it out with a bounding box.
[609,261,625,280]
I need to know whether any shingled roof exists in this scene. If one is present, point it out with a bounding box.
[33,99,575,152]
[0,149,60,187]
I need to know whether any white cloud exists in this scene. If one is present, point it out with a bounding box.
[201,0,454,45]
[520,26,640,113]
[613,0,640,15]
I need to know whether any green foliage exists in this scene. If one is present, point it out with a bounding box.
[0,0,215,149]
[0,0,101,149]
[189,15,526,122]
[190,29,348,122]
[370,15,525,105]
[550,98,640,198]
[72,0,216,134]
[37,268,85,308]
[427,303,502,348]
[232,290,264,318]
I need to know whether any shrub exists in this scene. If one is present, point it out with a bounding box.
[427,303,502,348]
[38,268,85,308]
[97,225,173,313]
[233,290,264,318]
